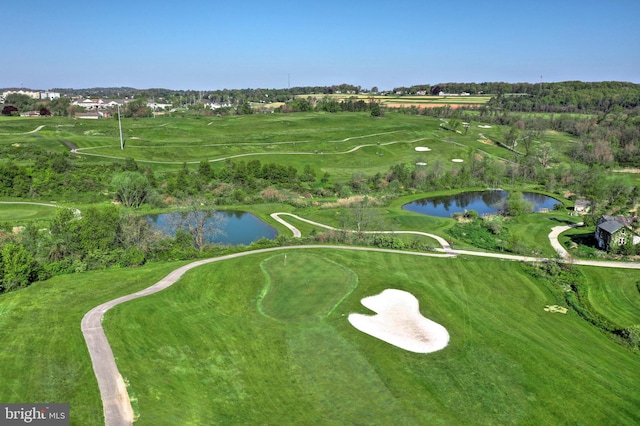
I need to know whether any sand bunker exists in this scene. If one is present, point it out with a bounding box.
[414,147,431,152]
[348,289,449,353]
[544,305,568,314]
[452,159,464,162]
[478,125,492,128]
[416,162,427,166]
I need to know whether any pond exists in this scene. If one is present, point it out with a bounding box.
[402,190,560,218]
[147,210,278,245]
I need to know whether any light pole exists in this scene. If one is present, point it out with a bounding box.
[117,104,124,150]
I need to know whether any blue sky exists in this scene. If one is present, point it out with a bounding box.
[3,0,639,90]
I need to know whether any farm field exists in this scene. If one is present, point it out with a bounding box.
[298,93,493,109]
[102,250,640,425]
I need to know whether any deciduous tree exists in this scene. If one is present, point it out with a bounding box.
[171,199,227,251]
[1,105,18,116]
[1,243,39,292]
[112,171,151,208]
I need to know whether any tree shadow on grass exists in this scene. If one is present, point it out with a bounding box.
[568,232,598,247]
[550,216,580,226]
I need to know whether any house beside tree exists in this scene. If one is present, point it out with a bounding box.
[594,215,640,252]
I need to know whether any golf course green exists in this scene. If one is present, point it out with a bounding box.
[99,250,640,425]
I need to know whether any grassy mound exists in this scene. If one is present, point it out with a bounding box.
[258,253,357,321]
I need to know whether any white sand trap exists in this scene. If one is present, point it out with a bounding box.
[478,125,492,128]
[416,162,427,166]
[348,289,449,353]
[452,159,464,162]
[414,147,431,152]
[544,305,568,314]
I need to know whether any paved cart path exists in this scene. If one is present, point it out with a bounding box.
[82,213,639,425]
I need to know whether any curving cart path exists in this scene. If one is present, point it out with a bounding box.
[82,213,639,425]
[548,223,583,258]
[70,135,433,165]
[271,212,452,251]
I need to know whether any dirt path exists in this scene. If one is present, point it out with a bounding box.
[83,214,639,425]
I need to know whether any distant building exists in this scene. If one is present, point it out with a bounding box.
[75,112,104,119]
[71,98,129,110]
[438,91,470,97]
[147,101,172,110]
[41,91,61,100]
[2,90,60,100]
[573,199,591,215]
[203,101,232,110]
[19,111,41,117]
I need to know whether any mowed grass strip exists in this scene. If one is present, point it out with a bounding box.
[0,261,186,425]
[582,265,640,327]
[104,250,640,425]
[0,202,60,224]
[258,253,357,321]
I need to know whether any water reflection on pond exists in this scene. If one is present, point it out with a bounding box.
[147,210,277,245]
[402,190,560,218]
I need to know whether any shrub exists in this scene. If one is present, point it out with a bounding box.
[372,234,405,249]
[482,216,504,235]
[118,247,146,267]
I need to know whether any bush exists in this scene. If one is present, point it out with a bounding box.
[482,215,504,235]
[449,219,509,251]
[372,234,405,249]
[465,210,479,219]
[118,247,146,267]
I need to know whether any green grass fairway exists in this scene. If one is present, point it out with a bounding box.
[103,250,640,425]
[2,113,579,180]
[582,266,640,327]
[0,261,185,425]
[0,202,61,224]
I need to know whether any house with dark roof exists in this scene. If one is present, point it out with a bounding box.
[595,215,640,251]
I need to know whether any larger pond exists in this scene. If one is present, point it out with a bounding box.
[402,190,560,218]
[147,210,278,245]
